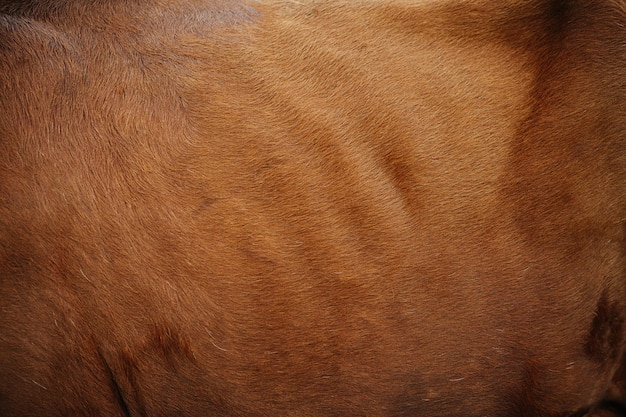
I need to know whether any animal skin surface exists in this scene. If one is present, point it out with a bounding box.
[0,0,624,416]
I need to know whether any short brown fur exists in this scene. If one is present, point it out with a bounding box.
[1,0,624,416]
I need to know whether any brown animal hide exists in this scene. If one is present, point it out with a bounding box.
[1,0,624,415]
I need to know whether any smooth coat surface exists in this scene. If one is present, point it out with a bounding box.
[0,0,625,416]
